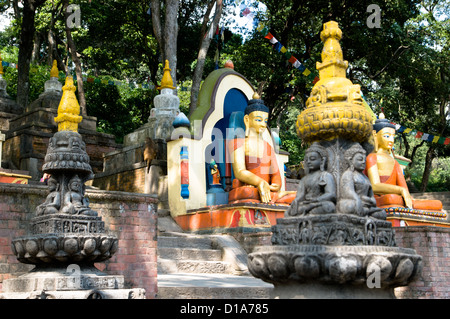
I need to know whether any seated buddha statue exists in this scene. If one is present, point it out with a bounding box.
[228,94,295,204]
[365,114,443,212]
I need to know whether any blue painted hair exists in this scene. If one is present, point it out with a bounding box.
[244,98,269,115]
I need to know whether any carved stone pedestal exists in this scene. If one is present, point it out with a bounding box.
[1,128,145,299]
[1,265,144,299]
[249,244,422,299]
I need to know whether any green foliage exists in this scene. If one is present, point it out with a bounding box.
[1,0,449,190]
[83,78,157,144]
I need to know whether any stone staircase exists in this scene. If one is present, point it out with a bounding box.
[156,213,272,299]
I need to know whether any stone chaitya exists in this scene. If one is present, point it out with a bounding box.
[1,76,144,299]
[247,21,422,299]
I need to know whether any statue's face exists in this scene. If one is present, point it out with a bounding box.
[245,111,268,134]
[305,151,322,171]
[70,180,81,192]
[352,152,366,171]
[376,127,395,151]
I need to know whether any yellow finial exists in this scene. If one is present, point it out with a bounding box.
[50,60,58,78]
[54,76,83,132]
[316,21,348,79]
[159,60,175,90]
[0,53,3,75]
[252,92,260,99]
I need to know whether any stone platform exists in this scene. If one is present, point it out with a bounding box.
[1,265,145,299]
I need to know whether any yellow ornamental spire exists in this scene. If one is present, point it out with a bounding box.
[54,76,83,132]
[159,60,175,90]
[50,60,59,78]
[296,21,373,143]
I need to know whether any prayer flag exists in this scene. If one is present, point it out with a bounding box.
[421,133,429,141]
[260,26,269,36]
[296,63,306,73]
[403,128,412,134]
[288,55,297,64]
[302,68,311,76]
[427,134,434,142]
[438,137,446,144]
[432,135,440,143]
[312,76,320,84]
[274,42,282,51]
[398,126,406,133]
[269,36,278,44]
[264,32,273,40]
[280,46,287,53]
[256,22,265,32]
[415,131,423,138]
[445,138,450,145]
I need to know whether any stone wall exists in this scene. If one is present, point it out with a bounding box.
[394,226,450,299]
[93,162,147,193]
[0,183,158,298]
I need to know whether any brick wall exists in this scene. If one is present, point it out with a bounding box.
[0,183,158,299]
[394,226,450,299]
[93,164,147,194]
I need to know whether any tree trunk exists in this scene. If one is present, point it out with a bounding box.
[63,0,87,116]
[420,145,436,192]
[189,0,222,114]
[31,32,41,63]
[163,0,179,86]
[16,0,45,109]
[150,0,179,86]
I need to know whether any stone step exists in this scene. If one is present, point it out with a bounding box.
[157,273,273,299]
[158,258,234,274]
[158,247,223,261]
[158,235,214,249]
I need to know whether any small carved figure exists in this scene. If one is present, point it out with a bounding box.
[337,144,385,219]
[287,143,336,216]
[36,176,61,215]
[209,159,221,185]
[62,175,97,216]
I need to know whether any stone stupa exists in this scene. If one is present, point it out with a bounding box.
[247,21,422,299]
[0,76,145,299]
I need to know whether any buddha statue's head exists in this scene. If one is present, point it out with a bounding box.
[373,113,396,152]
[304,142,328,173]
[244,93,269,136]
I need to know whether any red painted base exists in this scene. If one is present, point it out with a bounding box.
[174,203,289,232]
[0,170,31,184]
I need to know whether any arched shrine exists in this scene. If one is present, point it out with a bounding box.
[167,67,292,232]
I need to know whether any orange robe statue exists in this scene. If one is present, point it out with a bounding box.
[228,94,295,204]
[365,114,443,212]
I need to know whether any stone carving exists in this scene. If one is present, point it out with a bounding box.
[40,131,96,216]
[247,21,422,298]
[286,143,335,216]
[272,215,395,246]
[337,143,385,219]
[248,245,422,288]
[3,75,144,299]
